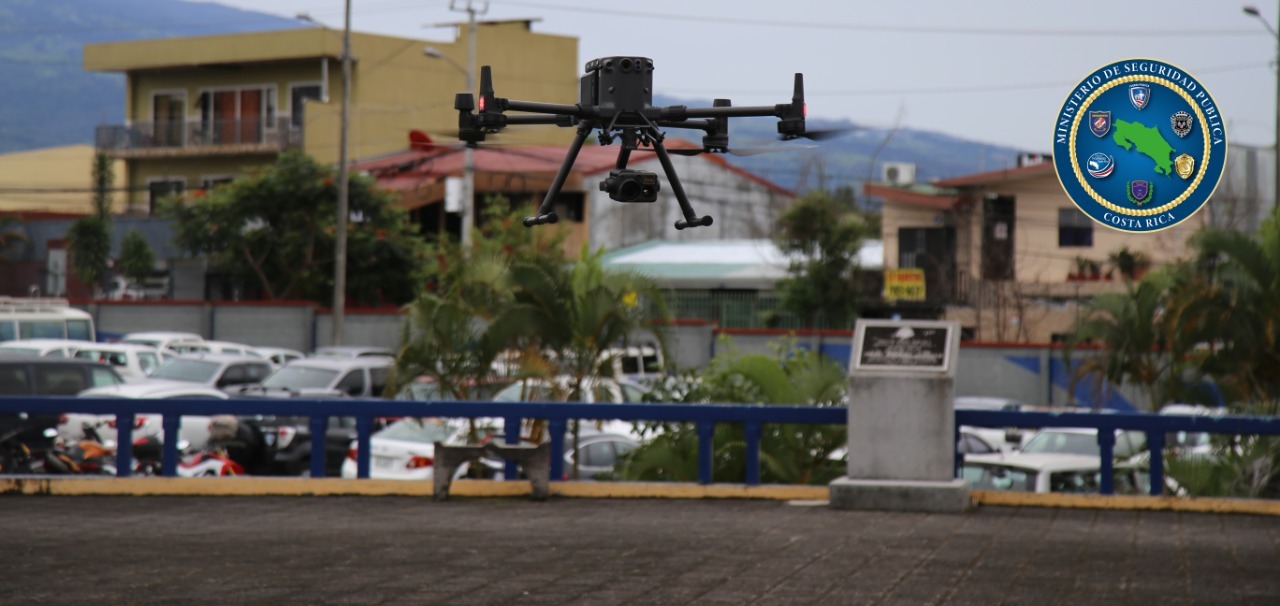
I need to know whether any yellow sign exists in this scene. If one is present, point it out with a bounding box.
[884,268,926,301]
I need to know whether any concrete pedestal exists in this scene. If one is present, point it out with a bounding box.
[829,478,971,513]
[829,320,969,513]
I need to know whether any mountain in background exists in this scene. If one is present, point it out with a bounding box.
[0,0,301,153]
[0,0,1029,192]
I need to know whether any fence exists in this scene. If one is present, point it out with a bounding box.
[5,397,1280,498]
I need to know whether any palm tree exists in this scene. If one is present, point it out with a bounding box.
[488,244,670,478]
[1176,214,1280,414]
[1066,269,1192,411]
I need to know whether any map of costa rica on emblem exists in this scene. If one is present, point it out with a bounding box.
[1052,58,1227,233]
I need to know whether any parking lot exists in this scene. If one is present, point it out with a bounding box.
[2,496,1277,604]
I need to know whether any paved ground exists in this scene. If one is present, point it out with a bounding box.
[1,496,1278,605]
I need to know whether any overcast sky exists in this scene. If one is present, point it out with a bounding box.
[205,0,1277,153]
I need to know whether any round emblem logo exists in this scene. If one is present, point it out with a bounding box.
[1052,58,1227,233]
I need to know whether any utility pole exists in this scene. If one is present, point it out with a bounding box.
[1245,3,1280,211]
[451,0,487,248]
[333,0,353,346]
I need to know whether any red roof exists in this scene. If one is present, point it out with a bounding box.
[933,162,1054,188]
[354,138,792,197]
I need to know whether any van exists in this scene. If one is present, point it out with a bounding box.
[599,344,664,380]
[0,355,127,449]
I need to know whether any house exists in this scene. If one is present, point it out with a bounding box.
[83,20,577,215]
[866,158,1206,343]
[355,139,795,254]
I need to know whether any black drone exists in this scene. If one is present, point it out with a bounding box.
[455,56,844,230]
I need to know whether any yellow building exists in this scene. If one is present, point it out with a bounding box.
[84,20,578,214]
[867,162,1205,343]
[0,145,125,215]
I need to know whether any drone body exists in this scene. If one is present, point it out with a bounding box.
[455,56,837,230]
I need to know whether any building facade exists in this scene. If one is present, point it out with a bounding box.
[84,21,578,215]
[868,161,1207,343]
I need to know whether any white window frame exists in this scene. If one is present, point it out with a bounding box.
[197,83,279,138]
[145,176,187,214]
[150,89,189,145]
[287,80,325,129]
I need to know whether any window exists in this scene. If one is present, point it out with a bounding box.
[19,320,63,339]
[369,367,389,397]
[90,367,123,387]
[200,176,234,190]
[148,180,185,215]
[66,319,93,341]
[35,366,86,395]
[199,86,276,144]
[1059,208,1094,248]
[335,370,366,396]
[0,367,29,395]
[290,84,323,128]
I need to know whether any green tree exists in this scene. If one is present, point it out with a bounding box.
[67,216,111,293]
[118,230,155,289]
[91,152,113,219]
[0,216,30,264]
[1066,269,1195,411]
[158,151,427,305]
[774,190,872,328]
[623,342,847,485]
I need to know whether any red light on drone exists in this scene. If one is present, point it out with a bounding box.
[803,103,807,118]
[479,96,486,112]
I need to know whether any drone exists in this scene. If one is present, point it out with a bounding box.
[454,56,846,230]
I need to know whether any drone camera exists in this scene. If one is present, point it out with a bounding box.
[600,169,660,203]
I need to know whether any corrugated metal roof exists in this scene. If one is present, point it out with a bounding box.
[601,239,883,290]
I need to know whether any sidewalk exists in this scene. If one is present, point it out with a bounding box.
[1,496,1276,604]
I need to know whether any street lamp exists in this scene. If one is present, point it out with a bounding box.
[423,42,476,248]
[1245,4,1280,210]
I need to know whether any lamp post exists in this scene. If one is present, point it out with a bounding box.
[1245,4,1280,210]
[423,45,474,247]
[333,0,353,346]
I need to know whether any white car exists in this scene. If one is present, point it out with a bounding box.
[252,346,306,368]
[340,418,463,480]
[122,331,204,354]
[169,340,262,358]
[962,452,1153,495]
[143,354,275,392]
[244,357,391,398]
[0,338,85,358]
[72,343,169,382]
[491,376,649,404]
[66,383,230,452]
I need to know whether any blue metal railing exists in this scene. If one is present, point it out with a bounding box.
[5,397,1280,497]
[956,409,1280,496]
[0,397,842,485]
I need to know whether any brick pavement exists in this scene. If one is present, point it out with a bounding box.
[1,496,1277,605]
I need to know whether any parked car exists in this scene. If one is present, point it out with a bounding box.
[599,344,665,382]
[339,417,463,480]
[0,338,85,358]
[961,452,1153,495]
[954,396,1035,452]
[0,355,126,450]
[251,346,306,368]
[242,357,392,399]
[170,340,262,358]
[311,345,394,359]
[1159,403,1225,458]
[72,343,169,382]
[491,376,649,404]
[1017,427,1148,460]
[143,354,274,393]
[121,331,204,354]
[66,383,230,452]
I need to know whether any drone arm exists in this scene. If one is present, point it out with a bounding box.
[505,99,588,117]
[674,105,787,119]
[505,114,575,126]
[649,135,713,231]
[654,119,717,132]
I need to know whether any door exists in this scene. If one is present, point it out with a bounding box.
[239,89,262,143]
[898,227,957,302]
[152,93,185,146]
[982,196,1015,281]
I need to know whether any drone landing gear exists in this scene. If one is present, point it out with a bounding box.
[524,125,593,227]
[523,125,714,230]
[648,135,713,231]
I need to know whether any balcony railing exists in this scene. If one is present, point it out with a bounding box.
[95,118,302,155]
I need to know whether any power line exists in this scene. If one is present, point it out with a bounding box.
[490,0,1269,37]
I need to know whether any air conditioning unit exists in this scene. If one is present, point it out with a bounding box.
[882,162,917,186]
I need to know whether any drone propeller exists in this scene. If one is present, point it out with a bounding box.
[661,144,817,157]
[779,126,858,142]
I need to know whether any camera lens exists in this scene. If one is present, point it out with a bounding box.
[619,180,641,201]
[620,58,633,72]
